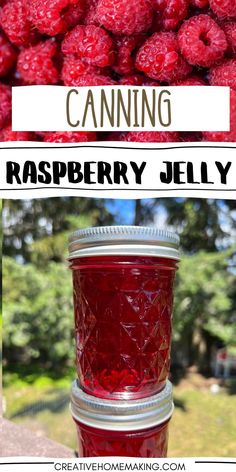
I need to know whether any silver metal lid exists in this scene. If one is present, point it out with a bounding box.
[70,380,174,432]
[68,226,180,261]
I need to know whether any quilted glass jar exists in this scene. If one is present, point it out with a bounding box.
[71,379,174,458]
[69,226,180,400]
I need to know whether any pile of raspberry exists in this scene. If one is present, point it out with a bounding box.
[1,0,236,143]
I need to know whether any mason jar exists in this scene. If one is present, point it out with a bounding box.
[71,379,174,458]
[68,226,180,400]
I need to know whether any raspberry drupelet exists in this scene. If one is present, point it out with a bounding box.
[191,0,209,8]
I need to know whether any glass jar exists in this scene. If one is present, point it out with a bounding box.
[69,226,180,400]
[71,379,174,458]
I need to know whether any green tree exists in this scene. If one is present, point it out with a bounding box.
[173,248,236,369]
[3,257,74,372]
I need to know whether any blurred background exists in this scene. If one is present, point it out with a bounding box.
[2,197,236,456]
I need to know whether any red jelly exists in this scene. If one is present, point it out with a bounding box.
[71,379,173,458]
[69,226,180,400]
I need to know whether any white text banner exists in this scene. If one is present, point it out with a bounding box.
[0,143,235,199]
[12,86,230,132]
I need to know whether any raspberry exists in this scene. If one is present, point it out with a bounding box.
[29,0,85,36]
[178,15,227,68]
[209,59,236,90]
[172,75,207,85]
[119,74,144,85]
[96,0,153,35]
[0,0,36,46]
[44,131,97,142]
[209,0,236,20]
[203,89,236,141]
[62,2,86,30]
[135,32,191,82]
[0,125,34,141]
[113,36,144,76]
[123,131,180,142]
[0,83,11,128]
[191,0,209,7]
[221,22,236,55]
[84,0,98,24]
[142,78,160,85]
[69,74,116,86]
[152,0,189,31]
[61,56,98,85]
[62,25,115,67]
[17,40,59,85]
[0,32,17,77]
[180,131,203,141]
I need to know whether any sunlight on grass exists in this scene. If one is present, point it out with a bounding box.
[3,373,236,457]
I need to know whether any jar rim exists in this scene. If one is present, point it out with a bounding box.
[68,226,180,261]
[70,380,174,432]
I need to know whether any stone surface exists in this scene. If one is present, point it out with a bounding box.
[0,418,75,457]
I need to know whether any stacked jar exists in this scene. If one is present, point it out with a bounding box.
[68,226,180,458]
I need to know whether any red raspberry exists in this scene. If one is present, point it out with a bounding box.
[0,83,11,128]
[17,40,59,85]
[29,0,85,36]
[0,125,34,141]
[62,25,115,67]
[142,78,160,85]
[0,32,17,77]
[0,0,36,46]
[62,3,87,29]
[221,22,236,55]
[44,131,97,142]
[96,0,153,35]
[84,0,98,24]
[203,89,236,142]
[152,0,189,31]
[123,131,179,142]
[191,0,209,7]
[119,74,144,85]
[135,32,191,83]
[172,75,207,85]
[61,56,98,85]
[209,59,236,90]
[209,0,236,20]
[69,74,116,86]
[178,15,227,68]
[113,36,145,76]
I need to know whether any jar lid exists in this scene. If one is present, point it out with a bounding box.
[70,380,174,432]
[68,226,180,261]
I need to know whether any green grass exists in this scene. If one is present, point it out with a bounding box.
[3,373,236,457]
